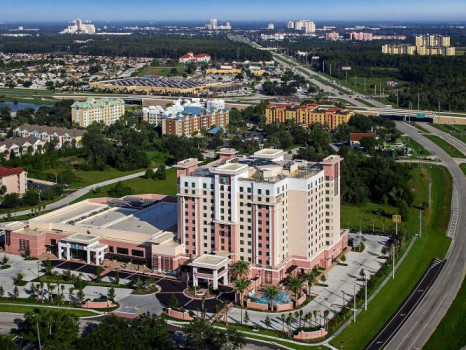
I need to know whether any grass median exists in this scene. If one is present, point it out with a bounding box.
[424,134,466,158]
[424,277,466,350]
[332,165,452,350]
[0,303,97,317]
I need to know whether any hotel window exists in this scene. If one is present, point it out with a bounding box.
[117,247,129,255]
[132,250,144,257]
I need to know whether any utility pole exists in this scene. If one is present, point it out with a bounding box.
[392,245,395,279]
[379,82,382,99]
[419,210,422,238]
[396,90,399,108]
[418,92,420,110]
[342,291,345,308]
[353,285,356,322]
[374,85,377,96]
[364,77,366,92]
[330,63,332,75]
[345,70,348,84]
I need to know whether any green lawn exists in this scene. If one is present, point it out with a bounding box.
[424,134,466,158]
[72,167,177,203]
[332,165,452,350]
[354,97,375,107]
[341,201,396,232]
[411,123,429,133]
[0,304,97,317]
[73,168,146,188]
[424,277,466,350]
[137,65,186,77]
[460,164,466,176]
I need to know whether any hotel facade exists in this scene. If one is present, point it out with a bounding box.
[71,97,125,127]
[4,148,347,286]
[266,103,354,130]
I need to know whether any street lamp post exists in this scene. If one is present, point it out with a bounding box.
[353,285,356,322]
[419,210,422,238]
[364,273,367,311]
[392,245,395,279]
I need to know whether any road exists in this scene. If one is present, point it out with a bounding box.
[385,122,466,349]
[1,166,171,220]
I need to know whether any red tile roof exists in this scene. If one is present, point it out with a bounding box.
[194,53,210,58]
[0,165,24,177]
[350,133,378,142]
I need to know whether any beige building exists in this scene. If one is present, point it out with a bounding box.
[381,44,416,55]
[71,97,125,127]
[0,166,27,194]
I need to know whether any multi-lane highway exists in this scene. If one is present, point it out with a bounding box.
[385,122,466,349]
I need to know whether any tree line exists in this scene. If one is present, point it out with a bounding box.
[0,35,272,62]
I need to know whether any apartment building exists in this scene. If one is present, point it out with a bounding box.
[71,97,125,127]
[13,124,86,149]
[381,44,416,55]
[0,136,43,160]
[176,148,347,284]
[265,103,354,130]
[179,52,211,64]
[161,99,229,137]
[0,166,27,194]
[142,105,165,125]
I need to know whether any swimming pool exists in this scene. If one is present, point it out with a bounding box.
[253,290,291,305]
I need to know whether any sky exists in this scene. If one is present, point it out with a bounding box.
[1,0,466,22]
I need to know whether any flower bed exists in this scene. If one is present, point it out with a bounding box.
[246,300,268,311]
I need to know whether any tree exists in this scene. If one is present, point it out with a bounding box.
[264,285,280,311]
[244,310,250,326]
[264,315,271,329]
[154,164,166,180]
[0,286,4,298]
[320,274,327,284]
[231,260,250,280]
[13,286,19,298]
[114,270,120,285]
[285,276,304,303]
[359,269,365,279]
[2,193,19,209]
[0,186,7,197]
[323,310,330,330]
[340,254,346,263]
[107,286,116,302]
[304,272,317,297]
[233,278,251,307]
[183,318,245,350]
[145,168,155,179]
[15,271,24,285]
[2,255,9,265]
[107,181,132,198]
[169,294,179,309]
[24,309,79,349]
[23,187,40,206]
[0,335,16,350]
[77,314,173,350]
[77,288,85,304]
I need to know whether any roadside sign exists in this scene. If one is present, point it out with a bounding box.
[342,66,352,71]
[392,215,401,223]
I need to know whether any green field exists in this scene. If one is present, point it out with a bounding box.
[461,164,466,176]
[424,134,466,158]
[0,304,97,317]
[0,97,56,105]
[332,165,452,350]
[72,167,177,203]
[430,123,466,143]
[354,97,375,107]
[424,277,466,350]
[137,65,186,77]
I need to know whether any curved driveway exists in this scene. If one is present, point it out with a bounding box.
[386,122,466,349]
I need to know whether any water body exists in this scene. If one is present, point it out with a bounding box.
[0,101,44,112]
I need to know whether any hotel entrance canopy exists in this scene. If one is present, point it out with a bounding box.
[189,254,230,290]
[58,233,108,265]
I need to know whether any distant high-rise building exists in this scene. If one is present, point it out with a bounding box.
[348,32,373,41]
[325,32,340,41]
[287,21,295,29]
[295,20,304,30]
[210,18,218,29]
[60,18,96,34]
[414,34,454,56]
[206,19,231,30]
[71,97,125,127]
[381,44,416,55]
[268,23,275,30]
[303,20,315,34]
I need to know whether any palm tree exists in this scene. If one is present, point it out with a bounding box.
[232,278,251,307]
[323,310,330,330]
[49,284,56,303]
[281,314,286,333]
[39,282,44,303]
[264,285,280,312]
[307,312,312,329]
[304,272,317,297]
[231,260,250,280]
[285,276,304,304]
[313,310,318,328]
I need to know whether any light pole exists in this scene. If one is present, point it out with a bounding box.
[342,290,345,308]
[353,285,356,322]
[364,273,367,311]
[392,245,395,279]
[419,210,422,238]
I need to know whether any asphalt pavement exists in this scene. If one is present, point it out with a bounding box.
[385,122,466,349]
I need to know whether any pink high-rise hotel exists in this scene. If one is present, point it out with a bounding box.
[4,148,347,286]
[176,148,348,284]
